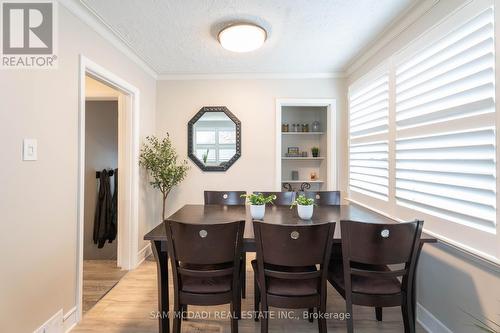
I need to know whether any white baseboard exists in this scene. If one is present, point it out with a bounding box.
[63,307,77,333]
[136,243,152,267]
[417,303,453,333]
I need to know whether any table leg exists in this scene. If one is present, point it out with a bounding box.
[151,240,169,333]
[412,243,424,327]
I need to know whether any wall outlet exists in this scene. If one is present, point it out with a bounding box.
[33,309,63,333]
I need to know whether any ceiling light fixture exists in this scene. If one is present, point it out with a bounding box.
[218,23,267,53]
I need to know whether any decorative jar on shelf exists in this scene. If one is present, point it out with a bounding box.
[312,121,321,132]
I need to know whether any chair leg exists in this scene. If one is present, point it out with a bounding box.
[402,295,415,333]
[173,301,181,333]
[375,307,382,321]
[308,307,314,323]
[318,294,327,333]
[261,304,269,333]
[230,301,239,333]
[182,304,188,321]
[254,274,260,322]
[241,253,246,299]
[346,300,353,333]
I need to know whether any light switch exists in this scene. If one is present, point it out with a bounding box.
[23,139,37,161]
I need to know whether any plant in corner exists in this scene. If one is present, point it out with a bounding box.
[291,194,315,220]
[241,193,277,220]
[311,147,320,158]
[139,135,189,221]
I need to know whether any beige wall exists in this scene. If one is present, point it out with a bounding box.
[84,101,118,260]
[156,78,347,218]
[346,0,500,332]
[0,5,157,333]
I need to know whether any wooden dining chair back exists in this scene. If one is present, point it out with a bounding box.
[253,221,335,333]
[204,190,246,205]
[330,220,424,333]
[165,220,245,333]
[253,191,296,206]
[297,191,341,206]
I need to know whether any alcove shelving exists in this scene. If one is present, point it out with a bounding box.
[275,100,336,192]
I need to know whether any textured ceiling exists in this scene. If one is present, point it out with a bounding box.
[81,0,415,75]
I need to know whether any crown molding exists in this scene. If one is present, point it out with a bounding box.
[157,72,345,80]
[345,0,440,77]
[58,0,158,79]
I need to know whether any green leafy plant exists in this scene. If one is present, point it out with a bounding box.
[290,194,315,208]
[139,135,189,220]
[311,147,320,157]
[462,308,500,333]
[202,149,209,164]
[241,193,277,205]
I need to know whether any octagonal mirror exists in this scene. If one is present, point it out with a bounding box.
[188,106,241,171]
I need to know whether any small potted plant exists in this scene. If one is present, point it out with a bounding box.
[241,193,277,220]
[311,147,320,158]
[291,194,315,220]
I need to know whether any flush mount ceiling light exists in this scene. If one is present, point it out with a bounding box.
[218,23,267,53]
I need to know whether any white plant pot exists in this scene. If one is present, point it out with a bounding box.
[250,204,266,220]
[297,204,314,220]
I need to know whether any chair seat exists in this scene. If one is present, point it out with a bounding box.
[251,260,318,296]
[328,262,401,295]
[180,262,233,294]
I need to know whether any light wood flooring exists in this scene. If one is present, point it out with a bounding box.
[82,260,128,314]
[74,255,426,332]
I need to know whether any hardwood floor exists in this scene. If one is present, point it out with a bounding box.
[73,255,426,332]
[82,260,128,314]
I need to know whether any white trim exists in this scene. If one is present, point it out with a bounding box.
[275,99,338,191]
[157,72,345,80]
[417,303,454,333]
[58,0,157,79]
[346,0,440,76]
[136,243,153,267]
[63,307,78,333]
[77,55,140,324]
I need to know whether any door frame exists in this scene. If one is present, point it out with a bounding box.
[76,55,140,321]
[275,98,338,191]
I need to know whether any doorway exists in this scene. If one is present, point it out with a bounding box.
[77,56,140,322]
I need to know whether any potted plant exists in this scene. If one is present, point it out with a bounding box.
[291,194,315,220]
[311,147,320,158]
[241,193,277,220]
[139,135,189,221]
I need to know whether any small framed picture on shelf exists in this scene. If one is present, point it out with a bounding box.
[287,147,299,155]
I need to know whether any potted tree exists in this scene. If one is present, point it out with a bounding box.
[240,193,277,220]
[139,135,189,220]
[291,194,315,220]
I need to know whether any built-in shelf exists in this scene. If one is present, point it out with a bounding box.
[282,132,324,135]
[282,180,324,183]
[282,157,325,160]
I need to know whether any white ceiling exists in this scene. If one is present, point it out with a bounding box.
[80,0,415,76]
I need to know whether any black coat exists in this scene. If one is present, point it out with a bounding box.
[93,169,117,248]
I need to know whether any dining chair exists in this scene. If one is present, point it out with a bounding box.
[204,190,247,205]
[253,221,335,333]
[297,191,341,206]
[204,190,248,299]
[328,220,424,333]
[165,219,245,333]
[253,191,296,206]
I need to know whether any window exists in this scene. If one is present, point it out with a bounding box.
[194,127,236,163]
[349,74,390,201]
[395,7,496,233]
[347,2,498,263]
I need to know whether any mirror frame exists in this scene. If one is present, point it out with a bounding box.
[187,106,241,172]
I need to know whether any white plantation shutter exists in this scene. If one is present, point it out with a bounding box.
[349,74,389,201]
[395,7,496,232]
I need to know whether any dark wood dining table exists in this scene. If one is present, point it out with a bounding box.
[144,203,437,333]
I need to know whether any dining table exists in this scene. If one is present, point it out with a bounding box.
[144,203,437,333]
